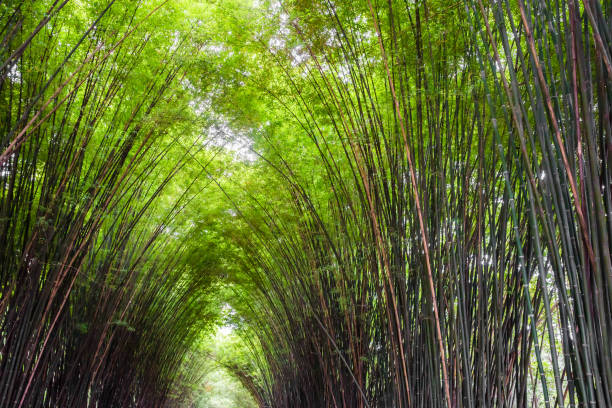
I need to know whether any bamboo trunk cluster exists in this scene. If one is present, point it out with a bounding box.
[234,0,612,407]
[0,2,214,407]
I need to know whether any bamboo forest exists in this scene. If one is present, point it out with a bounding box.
[0,0,611,407]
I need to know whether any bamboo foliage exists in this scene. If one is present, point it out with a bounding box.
[1,0,610,407]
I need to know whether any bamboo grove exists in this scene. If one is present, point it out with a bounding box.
[221,0,612,407]
[0,1,227,406]
[0,0,610,407]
